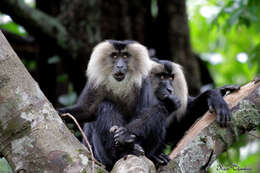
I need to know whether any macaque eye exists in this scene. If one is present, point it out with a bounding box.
[169,75,175,80]
[171,74,175,80]
[110,52,118,59]
[160,75,164,80]
[122,52,129,58]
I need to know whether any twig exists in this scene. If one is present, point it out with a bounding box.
[61,113,96,173]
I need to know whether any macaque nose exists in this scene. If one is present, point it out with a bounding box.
[116,58,125,69]
[167,87,173,94]
[116,65,123,69]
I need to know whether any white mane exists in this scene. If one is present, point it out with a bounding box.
[86,41,152,98]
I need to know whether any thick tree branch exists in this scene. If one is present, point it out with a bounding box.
[162,79,260,172]
[111,155,156,173]
[0,31,106,172]
[0,0,78,56]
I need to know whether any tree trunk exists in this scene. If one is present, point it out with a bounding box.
[0,31,106,173]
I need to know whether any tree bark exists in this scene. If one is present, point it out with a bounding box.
[163,79,260,172]
[111,155,156,173]
[0,31,107,173]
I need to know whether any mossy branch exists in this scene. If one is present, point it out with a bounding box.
[0,30,106,173]
[161,79,260,173]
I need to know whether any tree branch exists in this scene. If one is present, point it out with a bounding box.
[0,31,106,172]
[111,155,156,173]
[0,0,78,56]
[162,79,260,172]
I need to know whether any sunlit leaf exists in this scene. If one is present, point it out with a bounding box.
[0,22,27,36]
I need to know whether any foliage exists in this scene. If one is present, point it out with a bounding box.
[0,14,27,36]
[210,139,260,173]
[187,0,260,172]
[0,0,34,36]
[188,0,259,87]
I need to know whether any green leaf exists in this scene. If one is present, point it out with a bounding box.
[0,22,27,36]
[226,9,243,30]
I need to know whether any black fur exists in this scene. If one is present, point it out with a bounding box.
[58,40,141,121]
[166,89,230,146]
[58,41,238,170]
[164,62,173,74]
[82,77,180,170]
[166,85,240,146]
[58,40,177,170]
[58,81,105,121]
[153,60,240,146]
[107,40,136,51]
